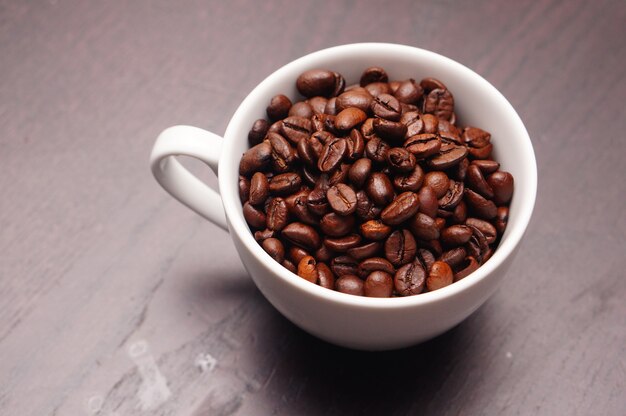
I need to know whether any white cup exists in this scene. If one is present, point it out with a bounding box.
[150,43,537,350]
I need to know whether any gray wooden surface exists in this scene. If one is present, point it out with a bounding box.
[1,0,625,415]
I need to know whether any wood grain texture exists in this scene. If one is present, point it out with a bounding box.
[0,0,625,415]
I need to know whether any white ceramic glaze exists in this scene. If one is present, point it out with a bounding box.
[150,43,537,350]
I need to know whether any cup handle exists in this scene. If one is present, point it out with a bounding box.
[150,125,228,232]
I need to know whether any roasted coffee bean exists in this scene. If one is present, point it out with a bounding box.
[409,213,440,241]
[452,157,469,182]
[404,133,441,159]
[249,172,269,205]
[403,112,424,138]
[266,197,289,231]
[335,107,367,131]
[248,119,270,146]
[311,113,337,134]
[360,220,392,241]
[387,147,416,172]
[320,212,355,237]
[423,88,454,121]
[358,257,395,278]
[288,101,314,118]
[488,171,514,205]
[239,142,272,175]
[454,256,479,281]
[282,259,297,274]
[438,180,465,210]
[323,234,361,252]
[307,96,328,115]
[327,183,357,215]
[239,175,250,202]
[355,190,380,220]
[421,114,439,134]
[297,69,342,98]
[371,93,402,121]
[289,246,311,264]
[366,172,395,206]
[466,226,489,262]
[438,118,460,137]
[417,186,439,218]
[297,256,318,283]
[314,244,334,263]
[468,143,492,159]
[286,191,318,226]
[466,164,494,199]
[243,201,266,229]
[269,172,301,195]
[451,200,468,224]
[462,127,491,148]
[318,137,347,172]
[365,82,392,97]
[364,271,393,297]
[266,94,292,120]
[325,97,338,115]
[420,77,447,93]
[416,248,436,272]
[428,144,468,170]
[254,228,275,242]
[347,241,382,260]
[380,191,420,225]
[435,217,447,232]
[282,222,321,251]
[335,274,364,296]
[465,218,497,244]
[268,120,283,135]
[373,118,407,142]
[360,66,388,86]
[426,261,453,291]
[440,247,467,271]
[395,260,426,296]
[336,90,373,113]
[297,135,323,167]
[312,130,335,144]
[328,163,350,185]
[307,185,329,216]
[393,165,424,192]
[345,129,365,161]
[385,229,417,267]
[360,117,376,139]
[495,206,509,235]
[316,262,335,289]
[472,159,500,174]
[331,256,359,277]
[465,189,497,219]
[365,136,390,164]
[262,238,285,263]
[419,238,443,257]
[424,171,450,198]
[349,158,372,188]
[268,132,296,172]
[393,79,423,104]
[281,116,312,144]
[441,225,473,247]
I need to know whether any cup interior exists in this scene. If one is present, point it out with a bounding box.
[219,43,537,307]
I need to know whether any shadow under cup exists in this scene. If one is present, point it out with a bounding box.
[218,43,537,350]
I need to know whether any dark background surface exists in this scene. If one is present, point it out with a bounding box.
[1,0,625,415]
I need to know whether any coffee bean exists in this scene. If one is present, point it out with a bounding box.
[320,212,355,237]
[393,165,424,192]
[424,171,450,198]
[307,96,328,115]
[262,238,285,263]
[453,157,469,182]
[452,200,468,224]
[371,93,402,121]
[290,246,311,265]
[248,119,270,146]
[327,183,357,215]
[266,197,289,231]
[297,135,323,167]
[426,261,453,291]
[465,218,497,244]
[427,144,468,170]
[249,172,269,205]
[297,69,342,98]
[345,129,365,161]
[393,79,423,104]
[297,256,318,283]
[454,256,479,281]
[465,189,497,219]
[281,116,312,144]
[239,142,272,176]
[421,114,439,134]
[365,82,392,97]
[282,222,321,251]
[437,118,460,137]
[254,228,275,242]
[468,143,492,159]
[395,260,426,296]
[495,206,509,235]
[268,132,296,172]
[409,212,440,241]
[365,136,390,164]
[366,172,395,206]
[360,220,392,241]
[269,172,301,196]
[420,77,447,93]
[466,226,489,263]
[288,101,314,118]
[385,229,417,267]
[380,191,420,225]
[282,259,297,274]
[335,274,364,296]
[243,201,266,229]
[387,148,416,173]
[335,107,368,131]
[360,117,376,139]
[488,171,514,205]
[462,127,491,148]
[424,88,454,121]
[239,175,250,202]
[328,163,350,185]
[364,271,393,297]
[323,234,361,252]
[314,244,334,263]
[358,257,395,278]
[356,190,381,220]
[373,118,407,142]
[416,248,436,272]
[325,97,338,115]
[347,241,382,260]
[417,186,439,218]
[311,113,338,134]
[287,191,318,226]
[336,90,373,113]
[441,225,473,247]
[266,94,292,120]
[438,180,465,210]
[349,158,372,188]
[318,137,347,172]
[466,164,494,199]
[472,159,500,174]
[360,66,388,86]
[440,247,466,271]
[316,262,335,289]
[404,133,441,159]
[331,256,359,277]
[307,185,330,216]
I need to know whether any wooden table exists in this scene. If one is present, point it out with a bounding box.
[1,0,624,414]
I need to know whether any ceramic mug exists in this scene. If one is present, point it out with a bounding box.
[150,43,537,350]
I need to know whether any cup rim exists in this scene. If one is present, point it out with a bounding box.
[219,42,537,309]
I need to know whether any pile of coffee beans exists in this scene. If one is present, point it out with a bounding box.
[239,67,514,297]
